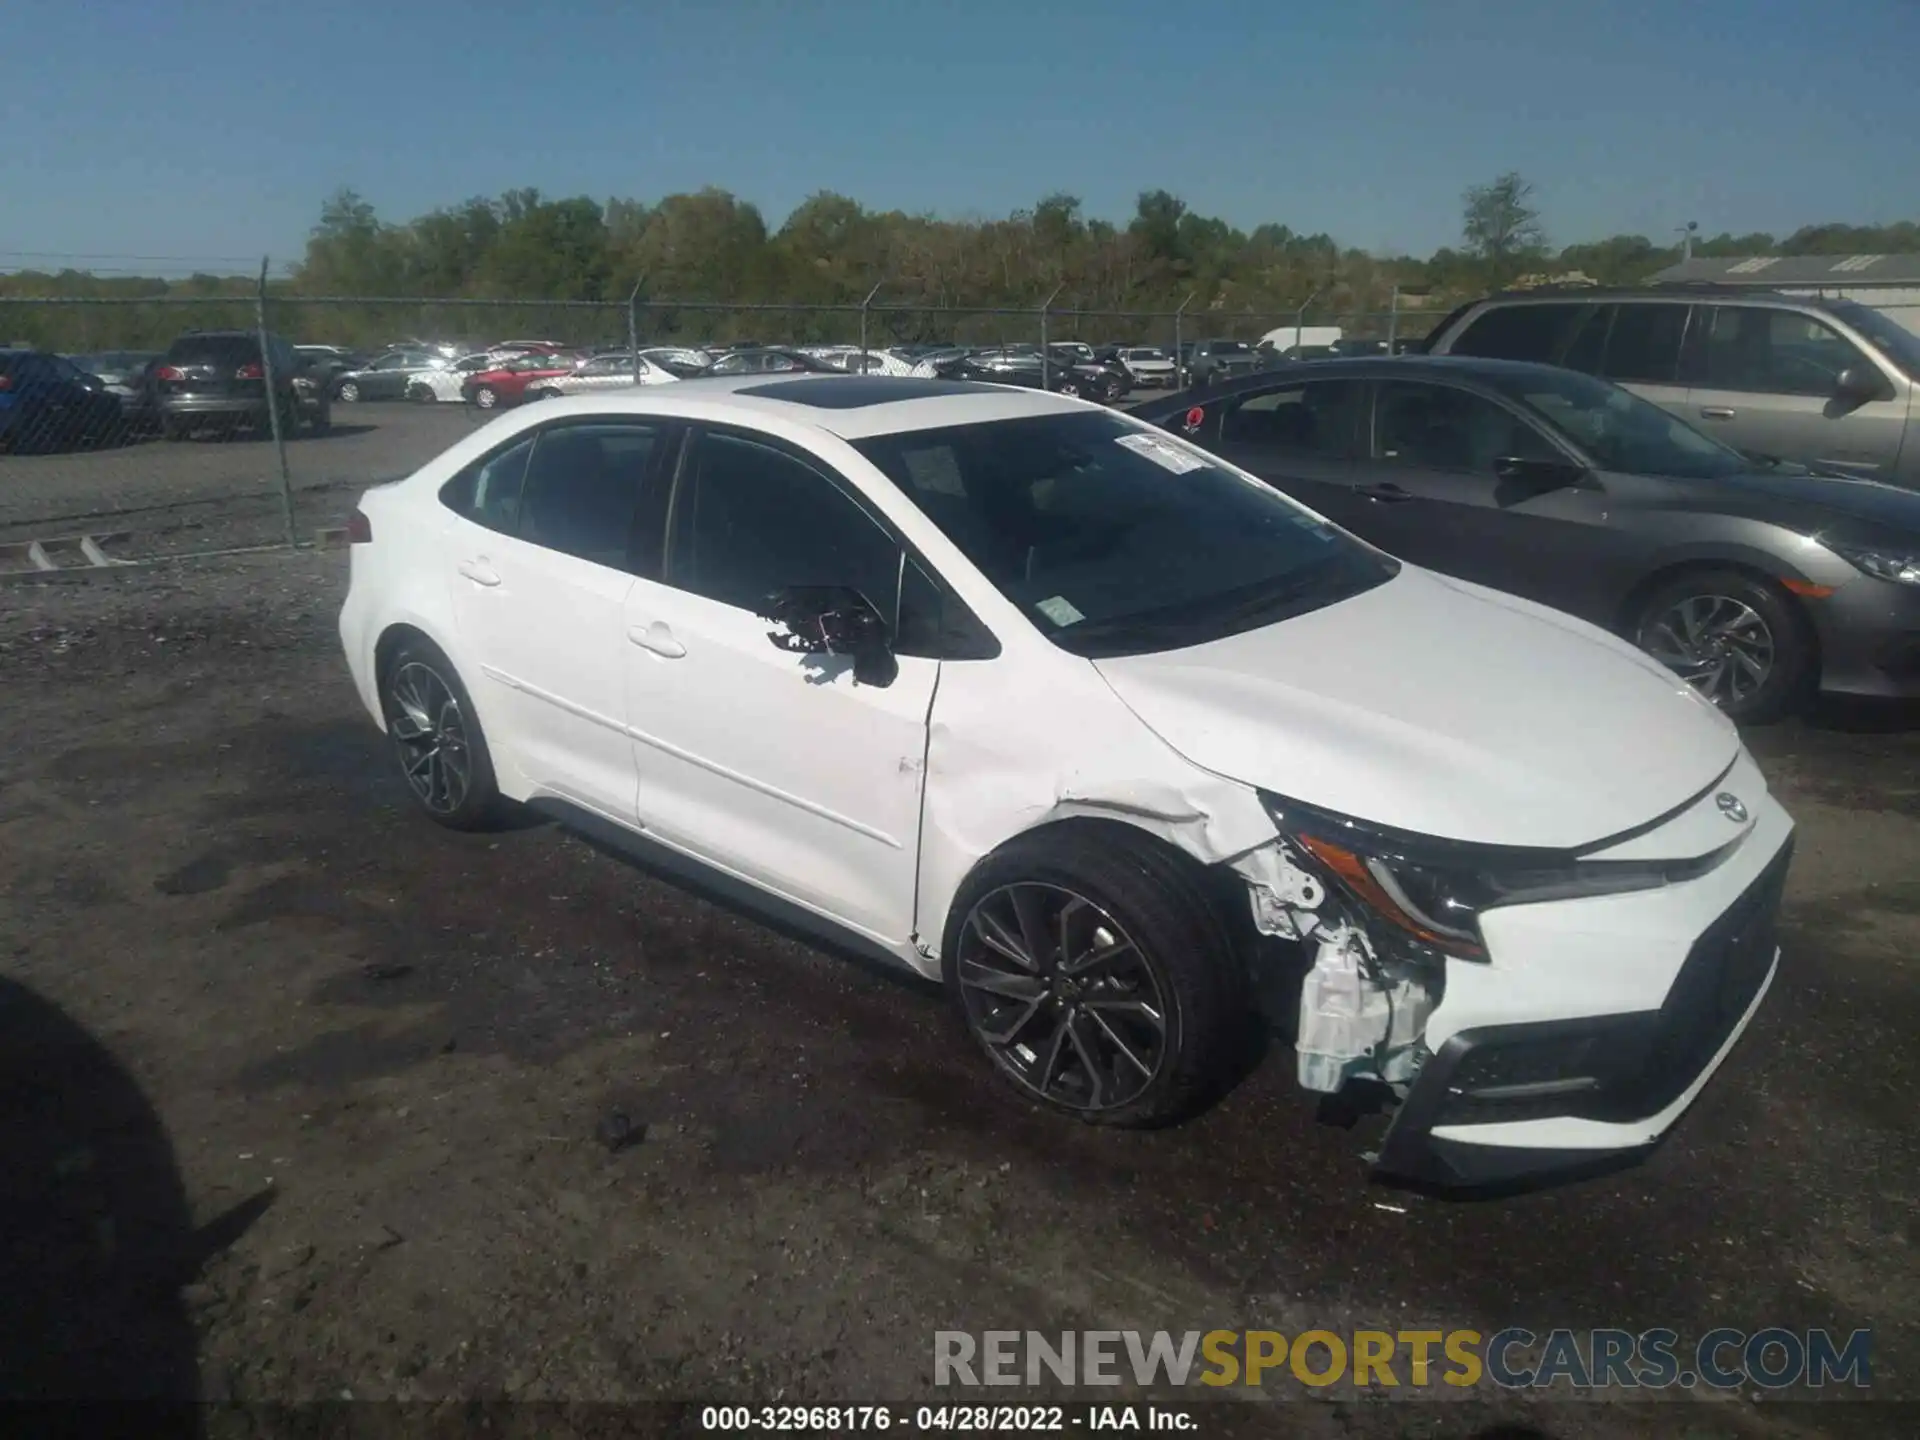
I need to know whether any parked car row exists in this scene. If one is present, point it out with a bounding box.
[5,331,335,452]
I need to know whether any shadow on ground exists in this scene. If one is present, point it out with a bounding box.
[0,976,270,1421]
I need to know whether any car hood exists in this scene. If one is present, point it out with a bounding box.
[1700,468,1920,537]
[1090,568,1739,851]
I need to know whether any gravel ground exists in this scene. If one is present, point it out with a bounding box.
[0,551,1914,1437]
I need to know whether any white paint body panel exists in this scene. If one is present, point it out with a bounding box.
[337,378,1797,1170]
[1091,568,1739,849]
[619,575,938,948]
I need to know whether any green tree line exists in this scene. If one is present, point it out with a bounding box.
[4,174,1915,352]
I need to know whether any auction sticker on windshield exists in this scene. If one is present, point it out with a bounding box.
[1036,595,1085,626]
[1115,432,1209,474]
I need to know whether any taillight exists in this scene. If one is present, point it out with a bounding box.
[0,376,12,392]
[153,365,186,382]
[235,361,264,380]
[347,509,373,544]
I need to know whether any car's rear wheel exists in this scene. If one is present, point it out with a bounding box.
[381,639,502,830]
[943,827,1244,1128]
[336,380,361,403]
[407,382,434,403]
[1633,569,1814,723]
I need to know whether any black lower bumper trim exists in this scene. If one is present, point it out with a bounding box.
[1372,838,1791,1191]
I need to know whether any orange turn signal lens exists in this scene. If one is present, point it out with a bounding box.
[1294,834,1486,959]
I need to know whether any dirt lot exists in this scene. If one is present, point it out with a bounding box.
[0,549,1915,1437]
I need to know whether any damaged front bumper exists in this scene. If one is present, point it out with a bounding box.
[1230,760,1796,1188]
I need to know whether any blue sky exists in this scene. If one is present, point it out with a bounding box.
[5,0,1916,274]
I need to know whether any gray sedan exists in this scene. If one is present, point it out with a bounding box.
[1136,356,1920,721]
[523,351,677,399]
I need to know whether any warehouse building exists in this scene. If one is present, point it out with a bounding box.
[1649,254,1920,331]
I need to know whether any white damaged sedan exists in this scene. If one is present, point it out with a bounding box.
[338,375,1793,1187]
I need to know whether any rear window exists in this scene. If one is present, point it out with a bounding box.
[1449,303,1583,362]
[165,334,259,365]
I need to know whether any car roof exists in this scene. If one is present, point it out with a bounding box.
[1134,353,1586,403]
[1462,283,1837,306]
[493,372,1096,440]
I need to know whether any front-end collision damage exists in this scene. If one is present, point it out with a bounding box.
[1228,837,1442,1097]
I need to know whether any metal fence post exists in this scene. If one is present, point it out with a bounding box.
[254,257,297,548]
[1294,286,1325,352]
[628,274,647,385]
[1038,284,1064,391]
[859,279,885,356]
[1387,285,1401,351]
[1173,291,1193,384]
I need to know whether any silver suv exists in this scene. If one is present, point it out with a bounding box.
[1422,287,1920,487]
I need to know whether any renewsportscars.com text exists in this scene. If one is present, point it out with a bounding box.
[934,1328,1872,1391]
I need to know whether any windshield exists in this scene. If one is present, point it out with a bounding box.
[1478,366,1753,480]
[1210,340,1251,354]
[852,411,1397,657]
[1826,300,1920,379]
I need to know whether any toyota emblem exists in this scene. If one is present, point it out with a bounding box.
[1715,792,1748,824]
[1183,406,1205,432]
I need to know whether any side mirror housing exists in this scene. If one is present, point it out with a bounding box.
[1833,365,1891,407]
[759,585,898,687]
[1493,455,1589,497]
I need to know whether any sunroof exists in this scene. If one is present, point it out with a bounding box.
[735,376,1007,408]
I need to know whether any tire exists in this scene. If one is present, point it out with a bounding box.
[472,385,499,410]
[407,383,434,403]
[308,407,331,436]
[530,388,559,401]
[1631,568,1815,724]
[380,638,503,831]
[942,825,1245,1128]
[336,380,361,403]
[162,419,189,442]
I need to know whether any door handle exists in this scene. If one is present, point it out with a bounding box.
[1358,483,1415,503]
[1699,406,1737,420]
[626,621,686,659]
[456,559,501,587]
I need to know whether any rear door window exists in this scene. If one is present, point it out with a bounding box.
[1448,304,1582,362]
[440,434,536,535]
[1599,303,1689,384]
[515,422,662,571]
[1218,379,1365,456]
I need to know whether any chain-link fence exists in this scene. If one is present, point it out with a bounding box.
[0,289,1439,568]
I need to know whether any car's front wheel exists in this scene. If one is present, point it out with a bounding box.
[381,638,502,830]
[1633,568,1814,723]
[472,385,499,410]
[943,827,1244,1128]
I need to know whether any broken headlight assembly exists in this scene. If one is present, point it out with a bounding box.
[1259,793,1722,962]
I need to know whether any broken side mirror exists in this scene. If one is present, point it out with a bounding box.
[758,584,899,688]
